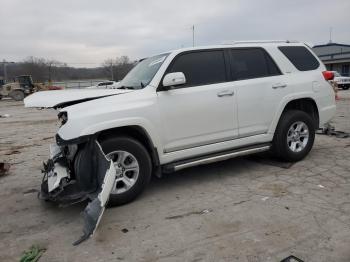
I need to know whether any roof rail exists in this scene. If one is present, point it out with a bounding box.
[222,40,299,45]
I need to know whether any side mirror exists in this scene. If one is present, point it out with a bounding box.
[162,72,186,89]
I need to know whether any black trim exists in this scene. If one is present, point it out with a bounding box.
[56,133,91,146]
[53,94,121,109]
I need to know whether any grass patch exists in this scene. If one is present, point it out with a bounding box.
[20,245,46,262]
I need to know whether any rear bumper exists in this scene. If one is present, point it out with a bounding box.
[319,104,336,127]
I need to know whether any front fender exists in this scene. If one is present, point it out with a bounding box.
[58,117,162,152]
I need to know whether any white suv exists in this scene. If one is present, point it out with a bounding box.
[25,40,336,242]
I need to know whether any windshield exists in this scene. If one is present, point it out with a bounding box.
[119,53,169,89]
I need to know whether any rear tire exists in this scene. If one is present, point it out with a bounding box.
[272,110,315,162]
[9,90,25,101]
[100,136,152,206]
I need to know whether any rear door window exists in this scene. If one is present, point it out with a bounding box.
[229,48,281,81]
[167,50,227,87]
[278,46,320,71]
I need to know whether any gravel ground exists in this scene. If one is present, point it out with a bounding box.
[0,90,350,262]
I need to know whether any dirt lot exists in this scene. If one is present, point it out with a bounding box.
[1,91,350,262]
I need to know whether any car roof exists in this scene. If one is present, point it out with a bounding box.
[166,40,306,54]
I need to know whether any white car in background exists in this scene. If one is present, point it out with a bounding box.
[332,71,350,90]
[86,81,120,89]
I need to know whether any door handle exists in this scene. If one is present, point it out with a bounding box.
[217,90,234,97]
[272,83,287,89]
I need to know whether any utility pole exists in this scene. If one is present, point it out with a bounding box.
[192,25,195,47]
[110,63,114,80]
[1,60,15,82]
[329,27,333,43]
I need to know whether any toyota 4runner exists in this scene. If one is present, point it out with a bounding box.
[24,40,336,243]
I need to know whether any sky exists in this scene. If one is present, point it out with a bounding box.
[0,0,349,67]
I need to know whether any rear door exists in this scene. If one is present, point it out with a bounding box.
[157,50,238,153]
[228,48,288,137]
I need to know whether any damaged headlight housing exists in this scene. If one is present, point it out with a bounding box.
[58,111,68,126]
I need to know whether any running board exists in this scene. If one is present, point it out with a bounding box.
[162,143,271,173]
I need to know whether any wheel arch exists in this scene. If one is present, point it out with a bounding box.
[97,125,161,177]
[282,98,319,128]
[270,97,319,134]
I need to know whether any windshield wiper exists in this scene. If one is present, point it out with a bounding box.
[140,82,145,88]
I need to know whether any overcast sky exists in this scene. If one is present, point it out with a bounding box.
[0,0,349,67]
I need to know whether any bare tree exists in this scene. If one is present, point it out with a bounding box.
[102,58,115,80]
[3,55,135,82]
[102,56,135,81]
[46,59,63,82]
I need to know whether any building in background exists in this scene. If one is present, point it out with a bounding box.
[312,43,350,76]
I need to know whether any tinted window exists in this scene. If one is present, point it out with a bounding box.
[230,48,281,80]
[278,46,320,71]
[167,50,226,87]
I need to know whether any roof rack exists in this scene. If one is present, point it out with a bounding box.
[222,40,299,45]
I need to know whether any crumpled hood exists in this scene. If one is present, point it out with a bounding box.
[24,89,133,108]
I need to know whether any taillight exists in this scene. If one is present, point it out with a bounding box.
[322,71,334,81]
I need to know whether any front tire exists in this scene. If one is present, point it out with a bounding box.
[272,110,315,162]
[100,136,152,206]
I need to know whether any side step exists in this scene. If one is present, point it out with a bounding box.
[162,143,271,173]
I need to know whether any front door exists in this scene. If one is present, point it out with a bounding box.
[157,50,238,153]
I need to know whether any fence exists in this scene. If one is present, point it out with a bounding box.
[49,79,109,89]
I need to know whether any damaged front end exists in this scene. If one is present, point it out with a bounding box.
[40,138,117,245]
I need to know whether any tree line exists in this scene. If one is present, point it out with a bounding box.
[0,56,137,83]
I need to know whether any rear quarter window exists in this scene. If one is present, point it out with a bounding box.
[278,46,320,71]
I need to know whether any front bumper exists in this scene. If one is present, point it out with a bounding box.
[40,140,117,245]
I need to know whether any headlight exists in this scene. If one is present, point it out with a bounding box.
[58,111,68,126]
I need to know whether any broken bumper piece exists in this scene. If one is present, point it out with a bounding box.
[40,140,116,245]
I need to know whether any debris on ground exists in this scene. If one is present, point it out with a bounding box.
[121,228,129,233]
[318,184,325,189]
[317,123,350,138]
[0,162,11,176]
[23,189,39,195]
[165,209,213,220]
[261,197,269,201]
[4,150,20,155]
[280,255,304,262]
[0,114,10,118]
[20,245,46,262]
